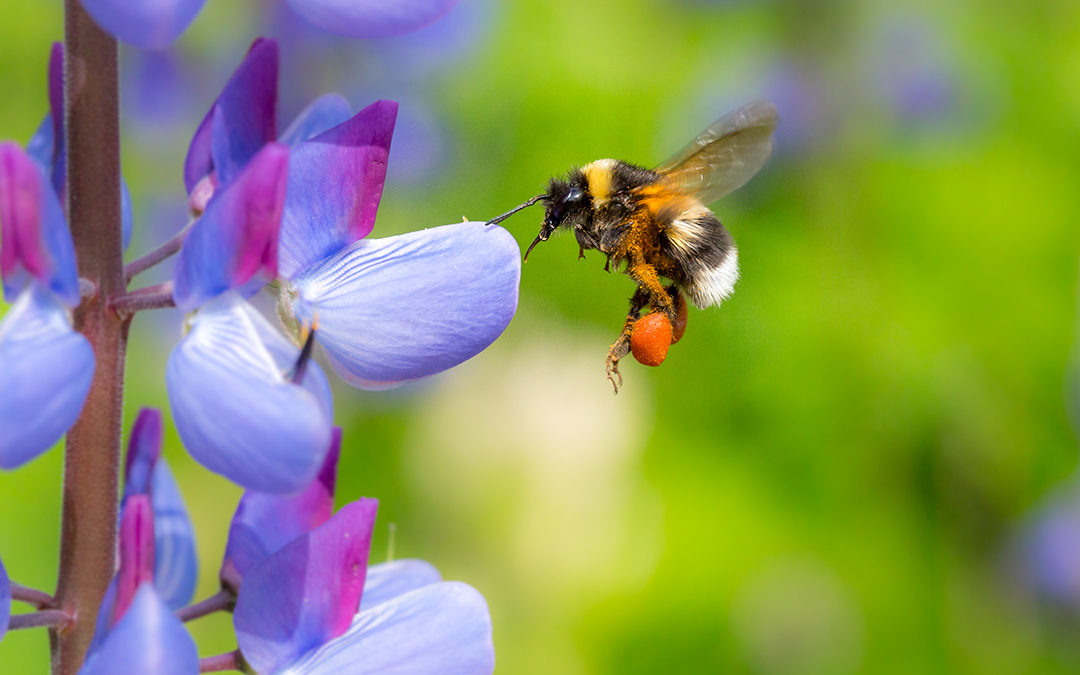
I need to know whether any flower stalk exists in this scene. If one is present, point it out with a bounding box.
[51,2,127,673]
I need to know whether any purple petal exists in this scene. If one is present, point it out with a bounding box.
[120,408,198,608]
[79,0,206,50]
[359,559,442,611]
[0,555,10,645]
[112,495,155,627]
[184,38,278,193]
[291,222,520,387]
[221,428,341,590]
[235,499,378,674]
[286,0,459,38]
[288,582,495,675]
[172,143,289,312]
[47,43,65,197]
[0,142,79,307]
[279,93,353,146]
[124,408,164,497]
[166,292,332,493]
[80,585,199,675]
[150,459,198,609]
[278,100,397,280]
[0,285,94,469]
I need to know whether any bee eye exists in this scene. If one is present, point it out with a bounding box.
[566,187,584,202]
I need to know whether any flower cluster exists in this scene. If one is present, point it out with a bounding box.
[0,3,514,672]
[67,412,494,673]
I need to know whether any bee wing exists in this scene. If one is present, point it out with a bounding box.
[654,101,778,204]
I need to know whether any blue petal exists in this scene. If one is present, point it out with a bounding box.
[286,0,459,38]
[151,460,198,609]
[0,285,94,469]
[185,39,279,193]
[0,555,10,645]
[166,292,332,493]
[278,100,396,280]
[26,115,54,171]
[359,560,442,611]
[0,143,80,307]
[279,94,353,147]
[291,222,520,387]
[288,582,495,675]
[28,117,134,251]
[222,430,340,587]
[172,143,290,312]
[234,500,378,674]
[79,585,199,675]
[121,179,133,250]
[78,0,207,50]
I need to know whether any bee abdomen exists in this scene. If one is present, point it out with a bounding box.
[662,208,739,309]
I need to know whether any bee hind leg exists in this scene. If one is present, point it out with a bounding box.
[604,287,650,393]
[626,261,677,322]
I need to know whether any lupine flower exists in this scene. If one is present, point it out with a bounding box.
[122,408,198,609]
[0,142,94,469]
[167,39,519,491]
[232,498,495,674]
[28,43,134,250]
[80,0,460,50]
[80,496,199,675]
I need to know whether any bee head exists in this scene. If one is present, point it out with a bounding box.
[526,176,588,260]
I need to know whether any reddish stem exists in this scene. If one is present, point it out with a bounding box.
[10,583,56,609]
[176,589,236,623]
[110,282,176,317]
[9,611,73,632]
[199,650,245,673]
[51,3,126,673]
[124,224,191,283]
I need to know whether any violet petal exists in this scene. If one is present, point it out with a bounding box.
[166,292,332,493]
[79,0,206,49]
[0,555,9,645]
[172,143,289,312]
[112,495,155,627]
[288,582,495,675]
[0,285,94,469]
[279,93,353,146]
[286,0,459,38]
[0,142,79,307]
[234,499,378,674]
[79,585,199,675]
[359,559,442,611]
[221,428,341,586]
[150,460,199,609]
[291,222,519,387]
[278,100,397,280]
[184,38,278,193]
[123,408,164,497]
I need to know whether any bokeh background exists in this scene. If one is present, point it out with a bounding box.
[4,0,1080,672]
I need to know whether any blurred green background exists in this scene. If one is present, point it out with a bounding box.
[4,0,1080,672]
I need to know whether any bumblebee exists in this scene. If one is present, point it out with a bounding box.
[488,101,778,392]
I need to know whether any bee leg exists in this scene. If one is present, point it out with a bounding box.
[627,260,676,322]
[578,246,587,261]
[604,287,650,393]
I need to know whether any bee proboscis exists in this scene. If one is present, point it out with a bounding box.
[488,101,778,392]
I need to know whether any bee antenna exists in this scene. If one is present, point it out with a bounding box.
[486,194,546,226]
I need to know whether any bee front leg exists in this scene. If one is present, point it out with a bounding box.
[605,287,650,393]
